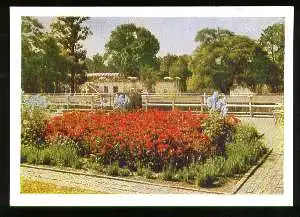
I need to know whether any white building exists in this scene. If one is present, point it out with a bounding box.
[80,73,180,94]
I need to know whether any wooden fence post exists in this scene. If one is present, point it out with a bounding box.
[172,96,175,110]
[91,94,94,109]
[249,95,253,117]
[200,95,204,112]
[110,95,112,108]
[67,95,70,111]
[145,96,148,111]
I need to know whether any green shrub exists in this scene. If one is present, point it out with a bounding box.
[162,167,175,181]
[137,166,145,176]
[223,140,266,176]
[136,164,154,179]
[105,161,132,177]
[127,92,142,110]
[195,156,225,187]
[106,161,120,176]
[119,167,131,177]
[223,124,267,176]
[232,124,263,144]
[21,105,49,146]
[181,167,196,183]
[21,137,81,169]
[201,111,233,153]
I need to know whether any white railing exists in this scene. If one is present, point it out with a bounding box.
[141,93,283,117]
[22,92,283,117]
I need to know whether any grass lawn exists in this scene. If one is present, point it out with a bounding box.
[20,176,107,194]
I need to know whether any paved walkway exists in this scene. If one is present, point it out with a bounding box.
[21,166,212,194]
[236,117,283,194]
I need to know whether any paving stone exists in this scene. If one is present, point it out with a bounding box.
[236,117,283,195]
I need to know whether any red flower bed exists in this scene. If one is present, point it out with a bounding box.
[45,109,240,171]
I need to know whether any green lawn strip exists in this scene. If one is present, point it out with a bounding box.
[20,176,107,194]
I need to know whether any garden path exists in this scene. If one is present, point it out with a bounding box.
[21,166,213,194]
[236,117,284,194]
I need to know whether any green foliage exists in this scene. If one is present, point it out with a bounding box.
[104,23,160,77]
[190,27,281,93]
[140,65,159,92]
[106,161,131,177]
[186,74,213,92]
[223,124,267,176]
[21,137,81,169]
[195,156,225,187]
[258,23,284,92]
[162,166,178,181]
[136,164,154,179]
[232,124,264,144]
[127,92,142,110]
[259,23,284,72]
[159,54,178,79]
[106,162,121,176]
[21,17,70,93]
[168,57,191,91]
[21,105,49,146]
[119,167,131,177]
[85,53,108,73]
[180,165,197,183]
[201,112,233,153]
[51,16,92,93]
[195,28,234,45]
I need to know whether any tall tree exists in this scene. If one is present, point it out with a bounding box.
[21,17,69,93]
[159,54,178,79]
[168,56,191,91]
[85,53,108,73]
[104,23,160,77]
[195,27,234,46]
[259,23,284,71]
[50,17,92,93]
[140,65,159,92]
[189,28,274,93]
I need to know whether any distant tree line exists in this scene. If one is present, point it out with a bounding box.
[22,16,284,94]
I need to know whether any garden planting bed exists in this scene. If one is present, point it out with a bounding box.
[21,108,268,193]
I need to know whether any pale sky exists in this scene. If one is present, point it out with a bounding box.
[35,17,284,58]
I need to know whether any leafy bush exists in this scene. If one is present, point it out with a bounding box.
[180,166,197,183]
[195,156,225,187]
[106,161,131,177]
[106,161,120,176]
[223,124,267,176]
[162,166,177,181]
[136,164,154,179]
[232,124,263,144]
[119,167,131,177]
[127,92,142,110]
[201,111,234,154]
[21,137,81,169]
[21,105,49,146]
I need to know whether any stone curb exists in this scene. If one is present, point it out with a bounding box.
[231,148,273,194]
[21,164,225,194]
[21,148,272,195]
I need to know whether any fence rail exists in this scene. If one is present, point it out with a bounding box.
[22,93,284,117]
[141,93,283,117]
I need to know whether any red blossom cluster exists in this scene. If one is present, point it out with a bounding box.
[45,109,240,170]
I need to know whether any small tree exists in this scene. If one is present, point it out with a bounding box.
[51,17,92,93]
